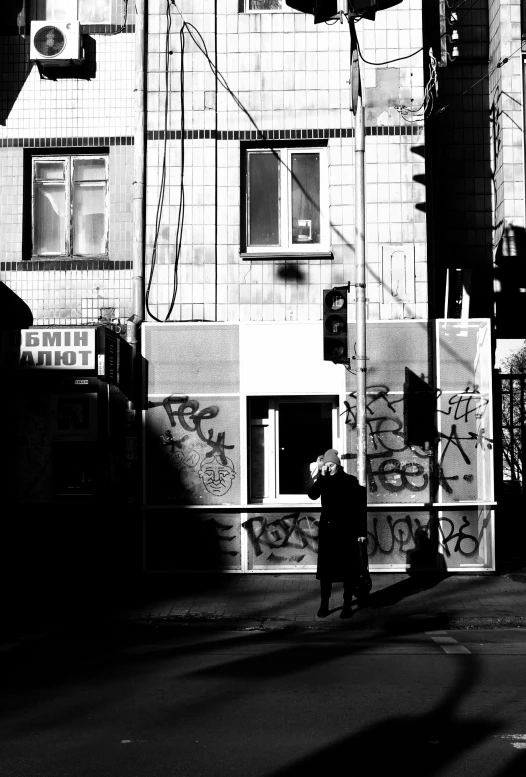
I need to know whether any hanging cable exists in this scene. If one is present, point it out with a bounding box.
[96,0,129,34]
[112,0,129,34]
[145,0,184,322]
[353,0,479,68]
[147,1,282,321]
[394,47,438,123]
[435,42,525,116]
[353,25,423,66]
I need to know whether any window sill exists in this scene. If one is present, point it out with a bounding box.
[240,251,333,261]
[20,257,129,271]
[249,499,321,507]
[29,254,110,262]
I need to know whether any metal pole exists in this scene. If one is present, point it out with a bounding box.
[125,0,147,503]
[354,77,367,488]
[131,0,146,328]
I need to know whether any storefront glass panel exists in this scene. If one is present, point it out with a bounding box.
[144,509,242,572]
[244,510,320,570]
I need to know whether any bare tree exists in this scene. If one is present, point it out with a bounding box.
[500,342,526,487]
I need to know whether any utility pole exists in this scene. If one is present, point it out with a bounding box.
[350,22,368,490]
[126,0,147,505]
[285,0,374,486]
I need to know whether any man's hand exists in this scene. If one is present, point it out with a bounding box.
[358,536,366,542]
[316,455,325,475]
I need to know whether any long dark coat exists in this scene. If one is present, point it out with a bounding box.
[308,468,367,582]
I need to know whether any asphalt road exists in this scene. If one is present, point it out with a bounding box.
[2,624,526,777]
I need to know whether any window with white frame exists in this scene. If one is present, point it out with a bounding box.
[32,155,109,258]
[244,146,329,256]
[248,397,338,503]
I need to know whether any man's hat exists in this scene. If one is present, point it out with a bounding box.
[323,449,341,466]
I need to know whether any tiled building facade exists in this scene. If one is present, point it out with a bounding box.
[144,1,427,325]
[1,0,523,578]
[0,3,135,323]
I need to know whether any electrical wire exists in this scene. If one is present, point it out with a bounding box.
[150,1,507,317]
[173,5,267,140]
[149,0,266,322]
[352,0,478,68]
[351,22,430,122]
[354,31,423,66]
[145,0,185,322]
[112,0,129,34]
[147,0,289,321]
[97,0,129,34]
[435,41,525,116]
[445,0,474,14]
[394,47,438,123]
[455,0,480,24]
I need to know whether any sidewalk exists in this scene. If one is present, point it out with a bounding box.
[115,571,526,631]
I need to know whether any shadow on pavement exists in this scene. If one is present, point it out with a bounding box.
[1,617,521,777]
[264,653,512,777]
[363,572,449,610]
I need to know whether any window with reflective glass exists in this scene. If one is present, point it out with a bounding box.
[32,155,108,258]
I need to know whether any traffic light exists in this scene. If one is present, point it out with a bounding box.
[285,1,402,23]
[349,1,402,21]
[403,368,437,449]
[323,287,349,364]
[285,1,338,24]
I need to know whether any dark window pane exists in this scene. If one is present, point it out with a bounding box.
[250,397,269,419]
[250,424,267,499]
[291,153,320,244]
[278,401,333,494]
[248,152,279,246]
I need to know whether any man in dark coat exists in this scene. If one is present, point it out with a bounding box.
[308,449,367,618]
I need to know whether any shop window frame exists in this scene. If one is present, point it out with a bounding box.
[248,395,339,504]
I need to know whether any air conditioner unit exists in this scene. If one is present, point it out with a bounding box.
[30,21,84,66]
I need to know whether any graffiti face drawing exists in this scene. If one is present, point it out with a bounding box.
[199,454,236,496]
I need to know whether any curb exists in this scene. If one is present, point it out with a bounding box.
[116,613,526,632]
[2,615,526,654]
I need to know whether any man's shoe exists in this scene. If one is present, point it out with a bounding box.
[340,605,353,619]
[317,601,330,618]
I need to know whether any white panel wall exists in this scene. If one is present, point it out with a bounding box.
[239,321,346,396]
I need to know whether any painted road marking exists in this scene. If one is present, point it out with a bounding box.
[495,735,526,749]
[425,630,471,654]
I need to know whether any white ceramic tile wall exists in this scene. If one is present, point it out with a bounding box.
[145,0,428,323]
[0,33,134,140]
[489,0,524,248]
[0,23,135,325]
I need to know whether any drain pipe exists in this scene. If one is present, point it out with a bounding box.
[125,0,147,503]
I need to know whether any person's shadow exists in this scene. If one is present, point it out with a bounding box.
[361,523,448,610]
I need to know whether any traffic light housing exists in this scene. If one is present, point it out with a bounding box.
[285,1,402,22]
[403,368,437,449]
[285,1,338,24]
[349,1,402,20]
[323,287,349,364]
